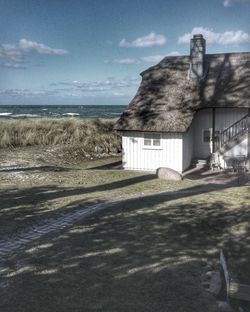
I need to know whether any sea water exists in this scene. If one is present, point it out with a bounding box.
[0,105,125,119]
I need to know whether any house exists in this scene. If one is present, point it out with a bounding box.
[115,34,250,173]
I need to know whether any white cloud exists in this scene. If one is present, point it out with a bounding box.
[223,0,250,7]
[168,51,181,56]
[141,55,165,63]
[104,58,140,65]
[140,52,180,63]
[0,44,24,62]
[119,32,166,48]
[0,89,58,97]
[178,27,250,45]
[0,62,26,69]
[0,77,140,104]
[0,39,68,69]
[19,39,68,55]
[113,92,126,97]
[52,77,140,93]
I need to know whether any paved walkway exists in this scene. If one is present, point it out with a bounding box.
[0,200,117,262]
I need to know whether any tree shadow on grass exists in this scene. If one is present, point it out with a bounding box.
[0,189,249,312]
[0,165,71,173]
[86,160,122,170]
[0,173,156,237]
[0,172,248,239]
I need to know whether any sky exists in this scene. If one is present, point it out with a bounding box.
[0,0,250,105]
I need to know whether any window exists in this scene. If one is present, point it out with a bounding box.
[203,129,211,143]
[143,133,161,148]
[202,129,220,144]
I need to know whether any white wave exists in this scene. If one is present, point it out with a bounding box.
[42,108,48,111]
[62,113,80,116]
[11,114,40,118]
[0,112,12,116]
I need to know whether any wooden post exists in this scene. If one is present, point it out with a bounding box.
[220,250,230,299]
[220,250,250,302]
[212,108,216,153]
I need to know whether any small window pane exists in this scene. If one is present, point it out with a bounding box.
[153,139,160,146]
[144,139,151,146]
[203,130,211,143]
[144,133,161,147]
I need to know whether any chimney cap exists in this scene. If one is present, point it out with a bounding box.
[193,34,204,39]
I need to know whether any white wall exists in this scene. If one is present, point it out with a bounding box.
[182,124,194,171]
[193,108,248,159]
[122,131,183,172]
[121,108,248,172]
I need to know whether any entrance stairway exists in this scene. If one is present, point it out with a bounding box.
[212,114,248,171]
[192,114,248,171]
[215,114,248,153]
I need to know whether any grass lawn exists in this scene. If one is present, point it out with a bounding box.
[0,147,249,312]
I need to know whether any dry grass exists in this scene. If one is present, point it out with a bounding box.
[0,118,121,155]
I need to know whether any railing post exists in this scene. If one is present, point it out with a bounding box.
[212,108,216,153]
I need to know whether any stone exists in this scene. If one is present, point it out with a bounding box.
[208,271,222,296]
[156,167,182,181]
[217,301,235,312]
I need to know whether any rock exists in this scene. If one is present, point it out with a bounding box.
[217,301,235,312]
[205,271,213,278]
[208,271,222,296]
[156,167,182,181]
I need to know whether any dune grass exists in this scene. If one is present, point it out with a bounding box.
[0,118,121,155]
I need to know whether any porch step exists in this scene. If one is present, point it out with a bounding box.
[192,158,208,169]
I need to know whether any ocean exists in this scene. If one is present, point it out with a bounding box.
[0,105,126,119]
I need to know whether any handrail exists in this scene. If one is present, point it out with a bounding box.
[220,114,248,147]
[221,114,248,134]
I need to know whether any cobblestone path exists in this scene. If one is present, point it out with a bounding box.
[0,200,117,262]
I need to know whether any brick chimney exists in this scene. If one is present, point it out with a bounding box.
[189,34,206,80]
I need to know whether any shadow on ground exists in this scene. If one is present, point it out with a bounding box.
[86,160,122,170]
[0,165,71,173]
[0,179,249,312]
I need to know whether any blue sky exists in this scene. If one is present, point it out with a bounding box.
[0,0,250,105]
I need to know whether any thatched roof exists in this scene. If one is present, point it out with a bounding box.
[115,52,250,133]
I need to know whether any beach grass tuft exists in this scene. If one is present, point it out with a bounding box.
[0,118,121,155]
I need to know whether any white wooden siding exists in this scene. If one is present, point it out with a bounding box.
[122,131,183,172]
[122,108,248,172]
[193,108,248,159]
[182,124,194,171]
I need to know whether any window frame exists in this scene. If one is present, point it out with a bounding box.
[143,132,162,150]
[202,128,220,144]
[202,129,211,144]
